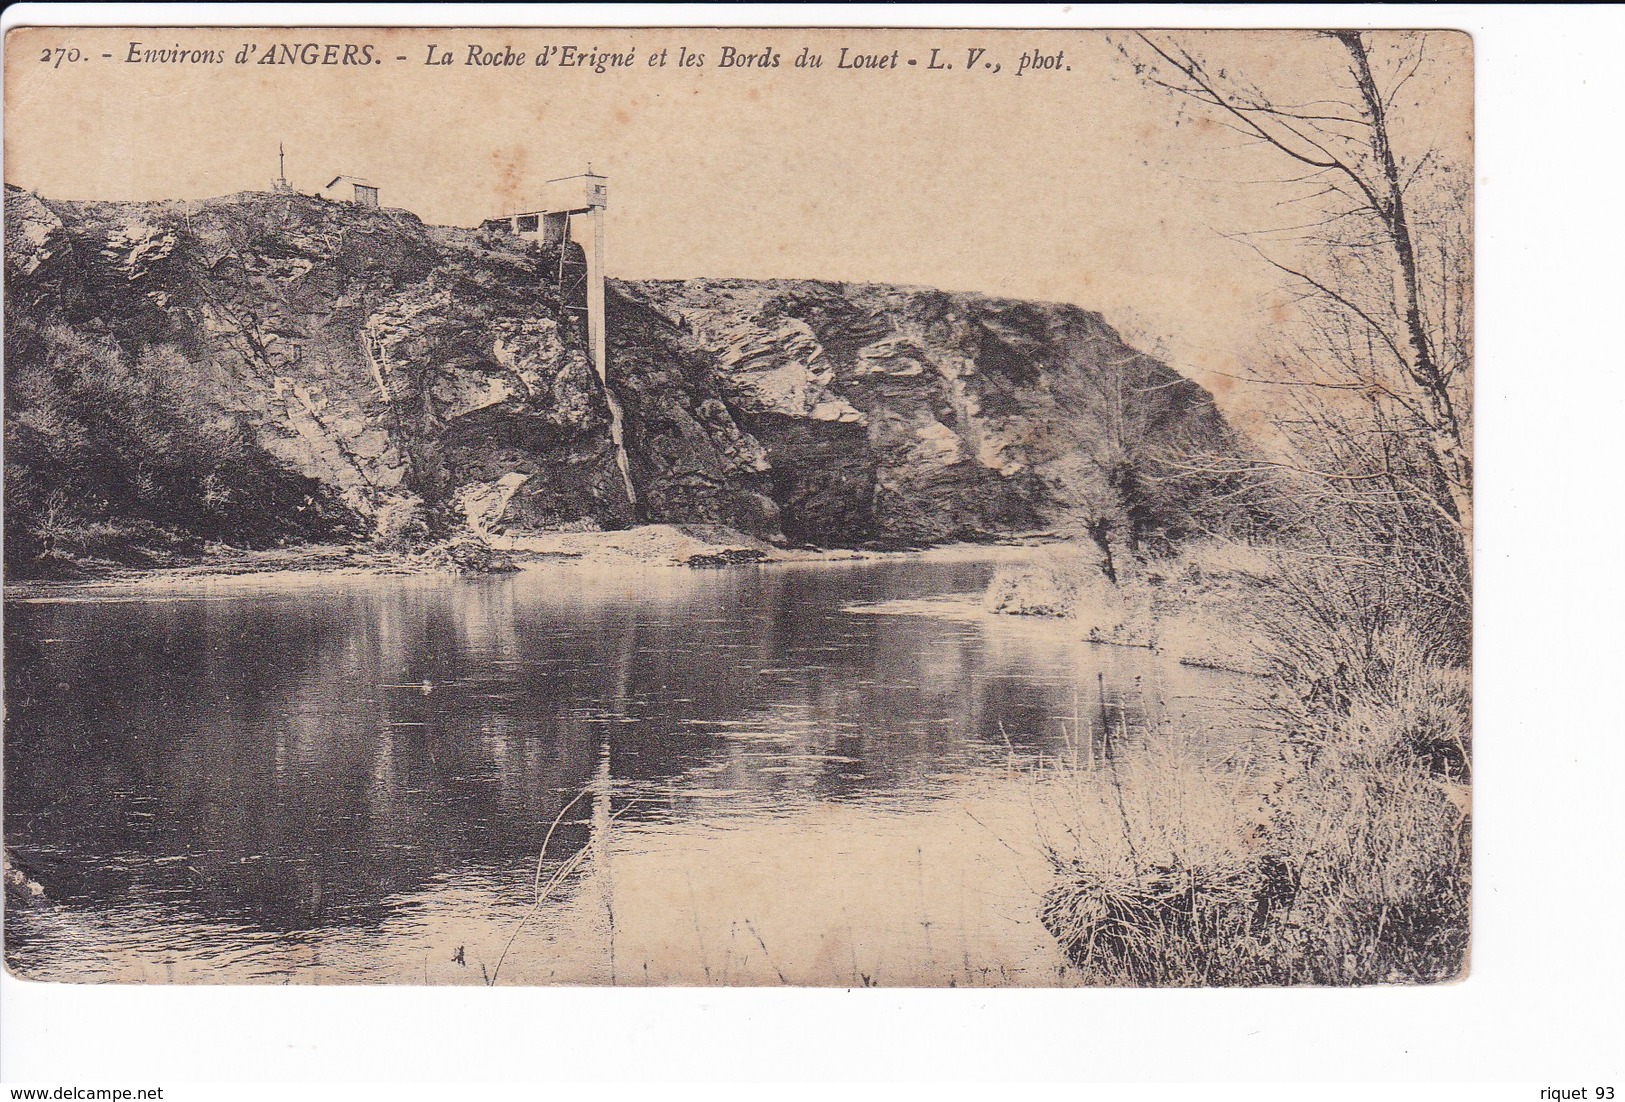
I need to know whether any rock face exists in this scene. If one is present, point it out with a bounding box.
[614,279,1237,546]
[4,187,1237,568]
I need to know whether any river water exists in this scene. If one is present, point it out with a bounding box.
[4,551,1249,986]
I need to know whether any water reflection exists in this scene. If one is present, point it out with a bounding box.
[4,555,1245,983]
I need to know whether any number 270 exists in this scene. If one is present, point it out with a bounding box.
[39,47,82,68]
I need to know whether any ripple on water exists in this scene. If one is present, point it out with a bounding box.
[4,553,1255,985]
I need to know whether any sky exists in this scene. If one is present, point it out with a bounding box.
[5,27,1472,416]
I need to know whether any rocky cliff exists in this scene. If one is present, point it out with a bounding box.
[4,188,1238,573]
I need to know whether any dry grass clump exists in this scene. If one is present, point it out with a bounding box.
[1029,548,1470,985]
[1031,732,1285,986]
[1034,700,1467,986]
[983,546,1096,617]
[984,545,1157,645]
[1248,551,1472,783]
[1040,854,1269,986]
[1267,735,1468,984]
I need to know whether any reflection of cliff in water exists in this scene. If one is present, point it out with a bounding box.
[4,556,1232,944]
[4,583,605,933]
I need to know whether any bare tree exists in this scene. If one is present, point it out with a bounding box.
[1119,30,1472,598]
[1061,332,1247,573]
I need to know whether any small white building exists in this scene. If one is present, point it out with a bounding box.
[317,175,379,208]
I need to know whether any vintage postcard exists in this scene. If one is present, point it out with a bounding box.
[2,25,1471,986]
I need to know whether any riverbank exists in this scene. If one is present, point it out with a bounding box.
[974,539,1277,675]
[2,523,1065,601]
[978,536,1472,986]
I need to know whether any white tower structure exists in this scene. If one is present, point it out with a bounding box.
[504,169,608,382]
[489,168,634,508]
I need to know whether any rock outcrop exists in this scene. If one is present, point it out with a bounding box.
[4,187,1238,572]
[617,279,1233,546]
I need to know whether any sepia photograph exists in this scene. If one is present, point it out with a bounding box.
[0,21,1477,995]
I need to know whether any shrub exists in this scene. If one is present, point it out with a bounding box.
[3,319,357,576]
[1032,580,1469,986]
[1031,726,1285,985]
[983,548,1096,617]
[984,546,1158,645]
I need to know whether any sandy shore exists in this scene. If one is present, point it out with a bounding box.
[3,523,1061,600]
